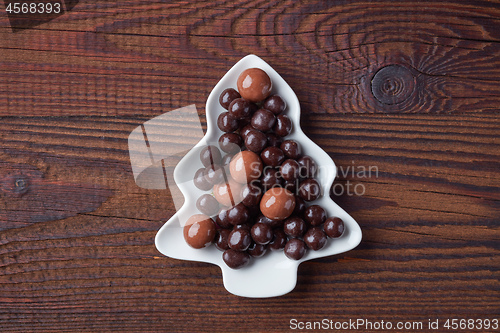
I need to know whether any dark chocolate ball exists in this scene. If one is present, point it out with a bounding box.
[284,179,300,194]
[280,140,302,159]
[263,95,286,115]
[304,227,327,251]
[297,155,317,179]
[284,238,306,260]
[324,217,345,238]
[227,202,250,226]
[203,164,225,185]
[266,133,283,148]
[304,205,326,226]
[248,243,267,257]
[228,98,255,119]
[216,208,232,229]
[240,124,254,140]
[260,167,283,190]
[193,167,212,191]
[244,128,268,153]
[283,216,307,238]
[293,196,306,216]
[240,183,263,207]
[217,112,239,133]
[238,116,252,129]
[251,108,276,132]
[219,88,241,109]
[256,214,283,229]
[268,228,287,251]
[280,159,300,182]
[250,222,273,245]
[196,194,220,216]
[221,153,234,166]
[228,228,252,251]
[215,229,231,251]
[200,145,222,167]
[274,114,292,137]
[219,133,243,153]
[299,178,322,201]
[260,146,285,167]
[223,249,250,269]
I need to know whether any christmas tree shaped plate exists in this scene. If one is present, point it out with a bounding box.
[154,55,362,298]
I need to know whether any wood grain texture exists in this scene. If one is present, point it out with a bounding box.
[1,0,499,116]
[0,0,499,332]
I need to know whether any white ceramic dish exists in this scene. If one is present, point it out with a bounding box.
[155,54,362,298]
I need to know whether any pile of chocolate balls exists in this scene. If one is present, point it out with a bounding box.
[184,67,345,269]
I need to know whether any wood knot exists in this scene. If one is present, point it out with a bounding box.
[371,65,415,105]
[1,174,30,197]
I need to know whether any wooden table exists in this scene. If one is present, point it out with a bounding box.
[1,1,498,332]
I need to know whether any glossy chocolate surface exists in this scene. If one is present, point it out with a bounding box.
[236,68,272,102]
[260,187,296,221]
[183,214,216,249]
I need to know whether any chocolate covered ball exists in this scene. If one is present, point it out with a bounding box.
[215,229,231,251]
[229,150,264,184]
[248,243,267,257]
[203,164,225,185]
[219,88,241,109]
[237,68,272,103]
[196,194,220,216]
[260,167,283,190]
[284,238,306,260]
[193,167,212,191]
[244,128,268,153]
[217,112,239,133]
[299,178,322,201]
[297,155,317,178]
[223,249,250,269]
[200,145,222,167]
[228,98,255,119]
[213,178,243,207]
[283,216,307,238]
[250,222,273,245]
[263,95,286,115]
[183,214,216,249]
[268,228,287,251]
[304,205,326,226]
[228,228,252,251]
[240,183,263,207]
[226,202,250,226]
[260,187,296,221]
[324,217,345,238]
[251,108,276,132]
[280,140,302,159]
[274,114,292,137]
[304,227,327,251]
[219,132,243,154]
[260,146,285,167]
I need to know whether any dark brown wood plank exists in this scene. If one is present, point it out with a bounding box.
[0,113,497,331]
[0,0,499,332]
[1,0,499,116]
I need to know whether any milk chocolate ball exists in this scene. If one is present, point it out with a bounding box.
[260,187,296,221]
[229,150,264,184]
[183,214,216,249]
[236,68,272,103]
[213,177,243,207]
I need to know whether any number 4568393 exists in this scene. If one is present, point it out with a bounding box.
[5,2,62,14]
